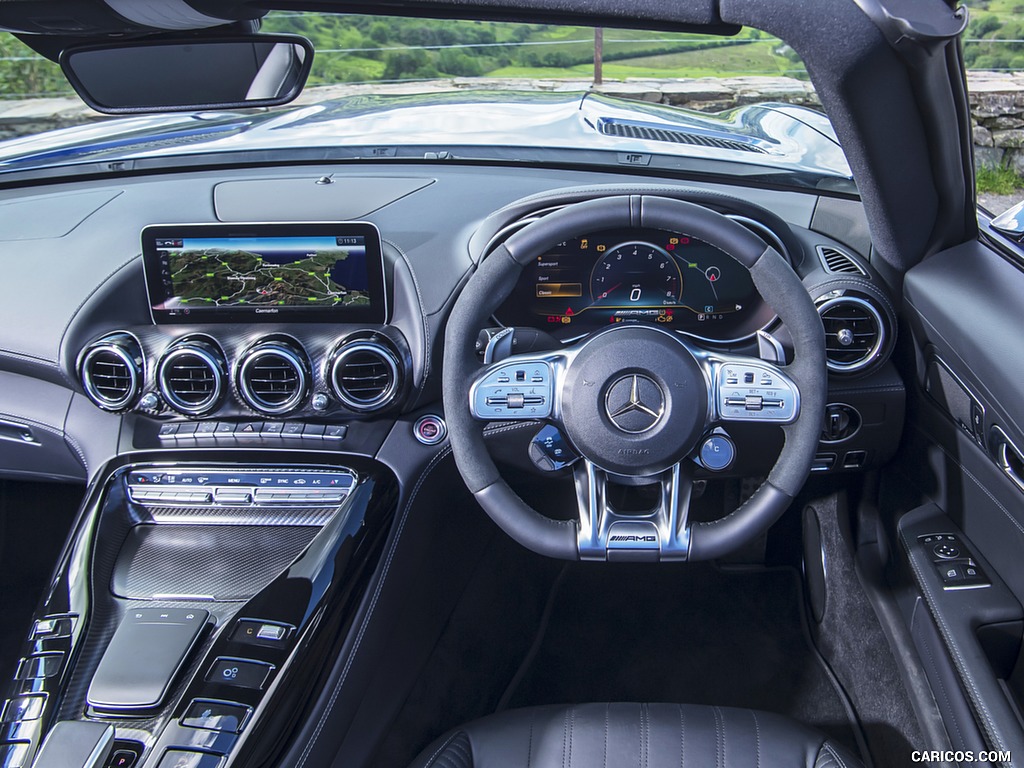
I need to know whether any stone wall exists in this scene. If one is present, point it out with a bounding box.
[0,73,1020,171]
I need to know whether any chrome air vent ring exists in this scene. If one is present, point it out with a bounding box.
[237,341,310,416]
[817,295,885,374]
[79,333,144,412]
[158,340,225,416]
[329,340,401,412]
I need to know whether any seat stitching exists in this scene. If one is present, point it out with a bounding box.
[825,743,848,768]
[603,703,609,768]
[422,732,460,768]
[678,704,685,768]
[568,705,575,768]
[561,707,569,768]
[713,706,723,768]
[642,703,649,768]
[752,710,760,768]
[528,713,534,768]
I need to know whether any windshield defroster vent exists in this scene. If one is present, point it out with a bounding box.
[817,296,884,374]
[817,245,866,276]
[597,118,767,154]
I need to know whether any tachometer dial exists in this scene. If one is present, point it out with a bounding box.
[589,241,683,307]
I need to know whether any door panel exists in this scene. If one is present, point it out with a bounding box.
[897,236,1024,761]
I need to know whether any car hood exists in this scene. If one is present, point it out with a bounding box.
[0,90,851,183]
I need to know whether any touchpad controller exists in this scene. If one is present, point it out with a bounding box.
[87,608,209,714]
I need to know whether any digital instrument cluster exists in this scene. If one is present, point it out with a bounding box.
[494,226,777,341]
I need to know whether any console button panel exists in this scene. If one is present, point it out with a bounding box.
[127,469,355,508]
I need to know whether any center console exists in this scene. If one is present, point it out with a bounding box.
[0,457,397,768]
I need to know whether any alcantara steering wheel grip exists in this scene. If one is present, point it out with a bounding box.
[442,195,826,562]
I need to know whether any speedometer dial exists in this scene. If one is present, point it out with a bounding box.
[590,242,682,307]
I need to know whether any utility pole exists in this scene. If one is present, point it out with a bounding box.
[594,27,603,85]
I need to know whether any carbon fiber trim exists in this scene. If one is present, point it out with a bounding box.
[112,524,318,600]
[141,505,339,527]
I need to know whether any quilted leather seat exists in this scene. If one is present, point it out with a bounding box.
[409,702,862,768]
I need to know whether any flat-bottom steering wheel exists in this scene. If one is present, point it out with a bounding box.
[443,195,825,561]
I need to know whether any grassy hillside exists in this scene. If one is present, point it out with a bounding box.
[261,13,802,84]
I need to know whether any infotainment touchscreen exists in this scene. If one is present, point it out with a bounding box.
[142,222,386,324]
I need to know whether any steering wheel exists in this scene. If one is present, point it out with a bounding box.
[442,195,825,562]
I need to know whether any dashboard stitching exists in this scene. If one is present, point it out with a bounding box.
[57,256,139,388]
[827,386,905,395]
[384,237,430,403]
[811,276,897,320]
[0,348,60,369]
[295,420,539,767]
[0,413,86,470]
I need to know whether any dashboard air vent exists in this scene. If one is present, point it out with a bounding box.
[330,341,401,412]
[158,340,225,416]
[817,296,884,374]
[597,118,767,154]
[79,333,143,412]
[817,245,866,276]
[237,341,309,416]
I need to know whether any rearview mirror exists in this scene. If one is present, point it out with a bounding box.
[59,34,313,114]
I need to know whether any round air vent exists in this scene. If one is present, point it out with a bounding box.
[158,339,225,416]
[79,333,143,413]
[817,295,885,374]
[330,340,402,412]
[237,341,309,416]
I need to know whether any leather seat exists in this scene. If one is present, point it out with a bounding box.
[409,702,863,768]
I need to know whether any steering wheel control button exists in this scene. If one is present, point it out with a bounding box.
[717,363,797,423]
[529,425,577,471]
[182,700,252,733]
[413,415,447,445]
[156,750,224,768]
[232,619,293,647]
[206,658,274,690]
[933,542,961,559]
[471,361,552,419]
[699,435,735,471]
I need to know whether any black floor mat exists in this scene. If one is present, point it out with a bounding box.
[0,480,83,682]
[503,562,862,756]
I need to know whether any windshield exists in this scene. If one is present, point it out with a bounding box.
[0,12,856,190]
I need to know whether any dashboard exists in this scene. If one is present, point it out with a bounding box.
[494,225,777,342]
[0,163,901,485]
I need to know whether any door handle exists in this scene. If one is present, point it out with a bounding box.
[0,419,39,446]
[994,426,1024,493]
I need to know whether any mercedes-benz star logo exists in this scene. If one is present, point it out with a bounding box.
[604,374,665,434]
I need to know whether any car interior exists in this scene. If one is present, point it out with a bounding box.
[0,0,1019,767]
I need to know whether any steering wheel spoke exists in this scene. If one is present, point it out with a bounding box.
[700,352,800,425]
[574,460,692,562]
